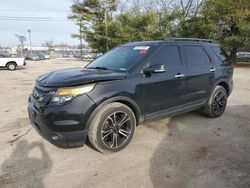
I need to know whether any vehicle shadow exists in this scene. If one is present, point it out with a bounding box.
[149,105,250,188]
[0,140,53,188]
[0,67,26,71]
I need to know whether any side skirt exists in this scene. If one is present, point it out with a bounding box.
[144,99,207,123]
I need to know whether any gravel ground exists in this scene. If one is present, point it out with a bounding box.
[0,59,249,188]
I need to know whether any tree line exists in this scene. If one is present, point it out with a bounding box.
[68,0,250,58]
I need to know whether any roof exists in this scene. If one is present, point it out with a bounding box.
[123,38,218,47]
[123,41,161,46]
[164,38,216,43]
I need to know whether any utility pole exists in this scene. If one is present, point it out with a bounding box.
[102,0,109,52]
[104,10,108,52]
[27,29,32,51]
[79,20,83,60]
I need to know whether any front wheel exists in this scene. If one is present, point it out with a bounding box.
[88,102,136,153]
[203,86,227,118]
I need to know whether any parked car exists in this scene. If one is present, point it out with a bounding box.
[26,53,40,61]
[92,52,103,59]
[73,51,81,58]
[28,38,234,153]
[82,53,94,59]
[38,53,46,60]
[235,52,250,62]
[44,54,50,59]
[0,54,26,70]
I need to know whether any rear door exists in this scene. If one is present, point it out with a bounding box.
[143,45,187,116]
[182,45,214,102]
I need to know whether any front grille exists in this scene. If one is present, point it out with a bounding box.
[32,84,56,105]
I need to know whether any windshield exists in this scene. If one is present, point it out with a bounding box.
[86,46,152,71]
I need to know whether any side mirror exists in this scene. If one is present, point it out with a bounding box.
[143,64,165,74]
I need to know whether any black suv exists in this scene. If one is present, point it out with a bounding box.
[28,38,233,153]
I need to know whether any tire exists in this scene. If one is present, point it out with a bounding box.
[88,102,136,153]
[6,62,17,71]
[203,86,227,118]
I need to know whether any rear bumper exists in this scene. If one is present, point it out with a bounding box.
[27,94,96,148]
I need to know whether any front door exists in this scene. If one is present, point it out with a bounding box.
[143,45,187,119]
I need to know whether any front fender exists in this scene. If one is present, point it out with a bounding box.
[85,95,143,131]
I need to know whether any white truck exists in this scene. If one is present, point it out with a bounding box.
[0,54,26,70]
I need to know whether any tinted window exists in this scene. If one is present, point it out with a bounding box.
[183,46,210,65]
[150,45,181,67]
[211,46,228,62]
[86,46,152,71]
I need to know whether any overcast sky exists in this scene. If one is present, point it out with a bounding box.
[0,0,80,47]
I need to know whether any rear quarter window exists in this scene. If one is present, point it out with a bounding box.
[210,46,228,62]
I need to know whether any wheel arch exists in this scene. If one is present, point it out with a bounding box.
[115,99,142,125]
[210,79,230,96]
[6,61,17,67]
[217,81,230,96]
[86,96,143,131]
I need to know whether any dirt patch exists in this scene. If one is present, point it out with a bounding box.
[0,118,30,133]
[144,118,171,132]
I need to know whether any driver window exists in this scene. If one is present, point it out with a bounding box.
[150,45,181,68]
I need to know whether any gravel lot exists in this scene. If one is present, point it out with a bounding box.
[0,59,249,188]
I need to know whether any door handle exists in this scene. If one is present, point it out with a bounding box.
[175,73,185,78]
[210,68,216,72]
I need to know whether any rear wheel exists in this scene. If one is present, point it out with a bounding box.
[6,62,16,71]
[203,86,227,118]
[88,102,136,153]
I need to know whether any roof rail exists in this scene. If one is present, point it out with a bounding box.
[164,38,216,43]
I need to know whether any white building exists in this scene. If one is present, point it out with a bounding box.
[24,46,49,51]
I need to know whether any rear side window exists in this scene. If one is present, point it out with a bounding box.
[211,46,228,62]
[183,46,210,65]
[150,45,181,67]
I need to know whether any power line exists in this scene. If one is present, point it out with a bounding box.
[0,8,70,13]
[0,19,69,21]
[0,16,59,19]
[0,16,69,21]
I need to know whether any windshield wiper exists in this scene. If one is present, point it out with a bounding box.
[86,66,108,70]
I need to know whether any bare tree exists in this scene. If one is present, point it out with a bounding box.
[156,0,174,12]
[156,0,204,17]
[15,34,26,54]
[44,40,54,48]
[131,0,157,12]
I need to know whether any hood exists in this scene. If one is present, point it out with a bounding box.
[36,67,127,87]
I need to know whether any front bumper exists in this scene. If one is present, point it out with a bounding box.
[28,94,96,148]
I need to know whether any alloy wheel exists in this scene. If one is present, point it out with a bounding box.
[101,111,132,149]
[212,90,227,115]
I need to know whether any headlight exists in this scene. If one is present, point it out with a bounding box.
[50,83,95,104]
